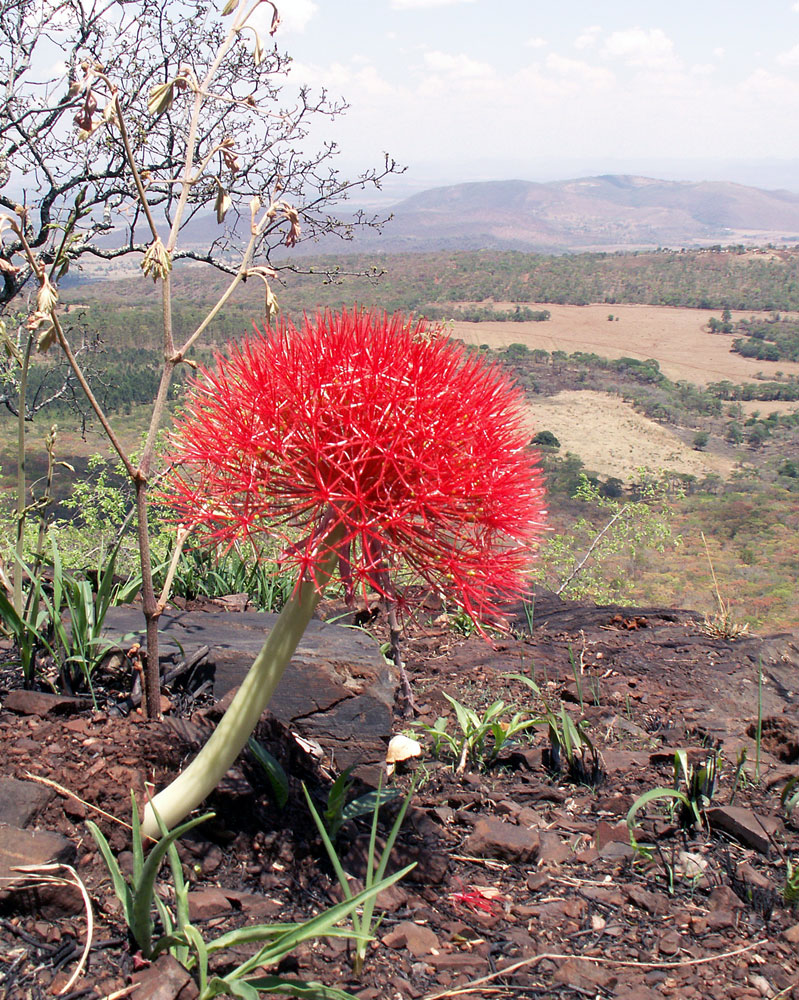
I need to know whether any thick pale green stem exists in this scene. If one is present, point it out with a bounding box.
[142,544,338,838]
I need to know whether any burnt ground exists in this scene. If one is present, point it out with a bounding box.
[1,592,799,1000]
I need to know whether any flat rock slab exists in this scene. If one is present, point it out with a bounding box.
[0,777,51,828]
[3,690,92,716]
[103,608,397,777]
[0,822,76,882]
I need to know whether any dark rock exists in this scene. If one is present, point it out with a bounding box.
[381,920,439,956]
[3,690,91,716]
[132,953,198,1000]
[187,887,233,921]
[595,820,630,850]
[0,822,76,881]
[463,816,538,864]
[537,830,574,865]
[553,957,617,992]
[0,777,51,827]
[707,806,778,855]
[658,930,683,956]
[623,884,669,916]
[0,822,80,916]
[103,607,396,780]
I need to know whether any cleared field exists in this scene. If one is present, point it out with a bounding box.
[452,304,799,385]
[524,391,736,481]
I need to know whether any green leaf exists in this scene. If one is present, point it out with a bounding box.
[239,976,360,999]
[626,787,694,856]
[131,811,213,956]
[86,821,135,928]
[248,737,289,808]
[341,787,400,824]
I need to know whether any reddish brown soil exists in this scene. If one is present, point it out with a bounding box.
[2,595,799,1000]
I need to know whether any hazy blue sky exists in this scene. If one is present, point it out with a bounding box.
[258,0,799,197]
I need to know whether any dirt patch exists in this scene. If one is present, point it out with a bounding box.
[526,390,735,480]
[452,304,799,385]
[2,599,799,1000]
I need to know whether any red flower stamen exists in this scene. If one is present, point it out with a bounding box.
[164,308,547,624]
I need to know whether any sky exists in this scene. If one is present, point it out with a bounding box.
[258,0,799,200]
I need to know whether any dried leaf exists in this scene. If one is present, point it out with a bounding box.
[222,147,240,175]
[282,202,301,247]
[73,89,98,133]
[214,182,232,224]
[34,319,56,353]
[265,284,279,323]
[252,29,264,66]
[36,277,59,314]
[221,0,239,13]
[0,256,20,275]
[267,1,280,34]
[148,81,174,116]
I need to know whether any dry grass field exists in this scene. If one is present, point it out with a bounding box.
[452,303,799,385]
[523,390,736,481]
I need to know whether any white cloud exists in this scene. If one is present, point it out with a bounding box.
[251,0,317,35]
[574,25,602,51]
[544,53,614,89]
[526,36,547,49]
[391,0,475,8]
[423,50,495,81]
[603,27,677,69]
[777,43,799,66]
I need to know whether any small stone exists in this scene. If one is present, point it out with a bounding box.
[623,884,669,916]
[0,822,76,881]
[553,957,617,992]
[382,920,439,957]
[782,923,799,944]
[187,887,233,921]
[537,830,574,865]
[3,690,91,716]
[707,909,740,930]
[0,777,51,828]
[200,844,223,875]
[708,885,746,912]
[597,840,635,860]
[132,953,198,1000]
[595,820,630,850]
[658,930,683,956]
[462,816,538,864]
[707,806,778,856]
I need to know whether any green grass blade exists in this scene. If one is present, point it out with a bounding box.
[238,977,360,999]
[248,737,289,808]
[86,820,135,928]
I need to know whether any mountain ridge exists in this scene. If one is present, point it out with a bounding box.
[171,173,799,255]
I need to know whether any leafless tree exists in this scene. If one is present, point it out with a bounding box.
[0,0,400,715]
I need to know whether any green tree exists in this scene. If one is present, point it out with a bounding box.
[532,430,560,449]
[536,473,681,603]
[692,431,710,451]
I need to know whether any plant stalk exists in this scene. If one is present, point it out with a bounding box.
[142,538,340,838]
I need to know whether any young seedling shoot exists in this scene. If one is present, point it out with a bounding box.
[142,308,547,837]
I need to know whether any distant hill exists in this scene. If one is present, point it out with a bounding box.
[171,174,799,256]
[328,175,799,254]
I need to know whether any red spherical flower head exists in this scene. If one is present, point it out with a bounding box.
[165,308,547,627]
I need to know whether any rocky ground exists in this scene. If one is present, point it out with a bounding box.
[1,592,799,1000]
